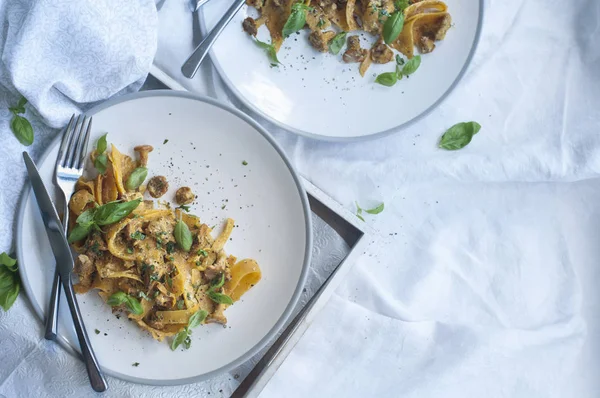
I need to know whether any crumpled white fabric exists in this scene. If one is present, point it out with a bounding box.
[0,0,157,128]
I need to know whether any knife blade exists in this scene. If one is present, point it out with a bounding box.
[23,152,108,392]
[23,152,75,279]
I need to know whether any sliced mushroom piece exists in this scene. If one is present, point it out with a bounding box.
[147,176,169,198]
[308,30,337,53]
[175,187,195,205]
[242,17,258,36]
[371,41,394,64]
[134,145,153,167]
[342,36,368,63]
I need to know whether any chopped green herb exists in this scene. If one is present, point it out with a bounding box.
[132,362,140,367]
[197,249,208,257]
[130,231,146,240]
[126,247,134,254]
[221,204,226,210]
[166,241,176,254]
[177,205,191,212]
[150,273,159,282]
[167,276,173,288]
[163,139,169,144]
[138,291,151,301]
[242,160,248,166]
[95,329,100,335]
[177,299,184,310]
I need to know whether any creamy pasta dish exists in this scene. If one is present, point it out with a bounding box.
[68,136,261,350]
[242,0,452,79]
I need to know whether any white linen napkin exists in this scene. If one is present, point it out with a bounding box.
[0,0,157,129]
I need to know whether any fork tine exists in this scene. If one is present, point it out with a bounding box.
[55,115,75,171]
[64,115,84,168]
[75,116,92,170]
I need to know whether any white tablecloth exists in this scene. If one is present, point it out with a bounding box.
[2,0,600,396]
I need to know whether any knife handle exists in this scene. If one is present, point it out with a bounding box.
[61,275,108,392]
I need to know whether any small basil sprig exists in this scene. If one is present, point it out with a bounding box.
[9,96,33,146]
[355,202,385,221]
[170,309,208,351]
[375,54,421,87]
[383,12,404,44]
[106,291,144,315]
[439,121,482,150]
[206,273,233,305]
[254,39,281,67]
[67,199,142,243]
[125,167,148,191]
[0,252,20,311]
[174,218,193,252]
[94,133,109,174]
[329,32,347,55]
[282,2,311,38]
[402,54,421,75]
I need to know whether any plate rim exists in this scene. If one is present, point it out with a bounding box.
[201,0,485,142]
[15,89,313,386]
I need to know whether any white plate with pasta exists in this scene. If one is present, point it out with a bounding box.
[16,91,312,385]
[201,0,482,140]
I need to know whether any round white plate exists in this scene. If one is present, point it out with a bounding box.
[201,0,483,140]
[16,91,312,385]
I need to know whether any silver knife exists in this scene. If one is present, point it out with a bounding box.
[23,152,108,393]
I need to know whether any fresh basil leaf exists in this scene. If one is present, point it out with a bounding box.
[106,291,128,306]
[125,167,148,191]
[329,32,347,55]
[207,291,234,305]
[356,213,365,222]
[254,39,281,67]
[395,0,409,11]
[9,96,27,114]
[0,277,19,311]
[170,328,189,351]
[439,121,482,150]
[383,11,404,44]
[402,55,421,75]
[282,4,308,38]
[183,335,192,349]
[96,133,108,154]
[395,65,404,79]
[365,203,385,214]
[0,252,17,272]
[94,153,108,174]
[188,309,208,329]
[11,115,34,146]
[210,273,226,290]
[94,199,141,226]
[67,222,93,243]
[375,72,398,87]
[0,258,20,311]
[395,54,404,65]
[174,220,193,252]
[76,208,97,225]
[125,296,144,315]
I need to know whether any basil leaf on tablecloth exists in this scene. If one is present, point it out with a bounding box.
[11,115,34,146]
[9,96,27,115]
[439,121,482,150]
[365,203,385,214]
[0,252,20,311]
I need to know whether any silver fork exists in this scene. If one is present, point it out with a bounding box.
[45,114,92,340]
